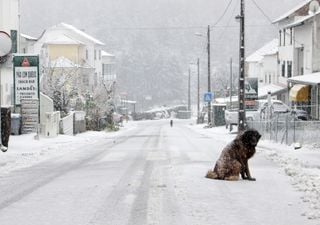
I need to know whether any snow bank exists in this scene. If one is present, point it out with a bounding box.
[0,122,137,175]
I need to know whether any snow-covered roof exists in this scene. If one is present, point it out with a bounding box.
[57,23,105,46]
[283,10,320,29]
[215,96,238,104]
[288,72,320,85]
[50,56,76,68]
[246,39,278,63]
[45,35,84,45]
[258,83,287,98]
[21,33,37,41]
[101,50,114,57]
[272,0,313,23]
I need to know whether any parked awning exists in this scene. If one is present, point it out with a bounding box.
[289,84,309,102]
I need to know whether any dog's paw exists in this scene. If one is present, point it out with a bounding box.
[205,170,218,179]
[248,177,256,181]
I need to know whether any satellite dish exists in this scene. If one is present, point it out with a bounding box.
[309,0,320,14]
[0,31,12,57]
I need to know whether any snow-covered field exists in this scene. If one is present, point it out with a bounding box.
[1,120,320,222]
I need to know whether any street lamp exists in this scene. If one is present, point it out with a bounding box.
[195,25,212,126]
[189,59,201,124]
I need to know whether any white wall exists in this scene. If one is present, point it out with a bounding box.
[262,54,278,84]
[295,23,313,74]
[0,0,19,107]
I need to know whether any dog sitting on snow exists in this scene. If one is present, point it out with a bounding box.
[206,129,261,181]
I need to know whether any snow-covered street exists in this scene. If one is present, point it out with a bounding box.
[0,119,319,225]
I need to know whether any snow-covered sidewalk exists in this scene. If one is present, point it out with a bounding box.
[188,122,320,220]
[0,122,138,175]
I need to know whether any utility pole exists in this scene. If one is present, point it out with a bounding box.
[230,58,233,109]
[207,25,212,125]
[238,0,246,132]
[197,58,200,124]
[188,67,191,112]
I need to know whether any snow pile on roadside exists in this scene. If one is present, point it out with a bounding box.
[0,122,137,175]
[259,141,320,220]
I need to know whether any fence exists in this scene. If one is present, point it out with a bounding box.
[247,114,320,146]
[60,111,86,135]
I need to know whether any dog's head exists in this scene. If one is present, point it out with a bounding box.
[239,129,261,147]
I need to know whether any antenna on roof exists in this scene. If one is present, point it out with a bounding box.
[309,0,320,14]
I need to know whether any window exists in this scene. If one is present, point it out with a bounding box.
[94,72,98,86]
[283,29,286,46]
[86,49,89,60]
[269,74,271,84]
[281,62,285,77]
[265,74,267,83]
[287,61,292,78]
[279,30,282,46]
[94,50,97,60]
[99,50,101,60]
[290,28,293,45]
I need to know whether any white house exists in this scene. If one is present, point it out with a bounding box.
[273,0,320,119]
[32,23,105,93]
[246,39,286,100]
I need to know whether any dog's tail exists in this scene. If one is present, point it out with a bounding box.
[205,170,218,179]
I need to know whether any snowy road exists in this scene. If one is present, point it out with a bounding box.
[0,120,317,225]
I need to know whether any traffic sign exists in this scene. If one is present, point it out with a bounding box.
[204,92,213,102]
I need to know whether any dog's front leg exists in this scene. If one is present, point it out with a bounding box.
[244,161,256,181]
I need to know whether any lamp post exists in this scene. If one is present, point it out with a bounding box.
[195,25,212,125]
[207,25,212,125]
[189,59,201,123]
[197,58,200,124]
[188,67,191,112]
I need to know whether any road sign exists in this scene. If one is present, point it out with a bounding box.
[204,92,213,102]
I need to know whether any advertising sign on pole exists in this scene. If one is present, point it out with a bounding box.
[245,77,258,108]
[13,55,40,105]
[13,55,40,134]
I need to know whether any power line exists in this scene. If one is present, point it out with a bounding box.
[250,0,273,23]
[211,0,234,27]
[215,0,240,42]
[249,0,304,46]
[101,24,276,31]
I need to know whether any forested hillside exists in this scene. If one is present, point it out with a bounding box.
[21,0,302,110]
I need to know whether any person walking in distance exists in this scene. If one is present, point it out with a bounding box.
[170,119,173,127]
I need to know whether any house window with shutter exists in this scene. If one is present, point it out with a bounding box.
[279,30,282,46]
[281,61,285,77]
[287,61,292,78]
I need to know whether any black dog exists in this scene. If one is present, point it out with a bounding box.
[206,129,261,181]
